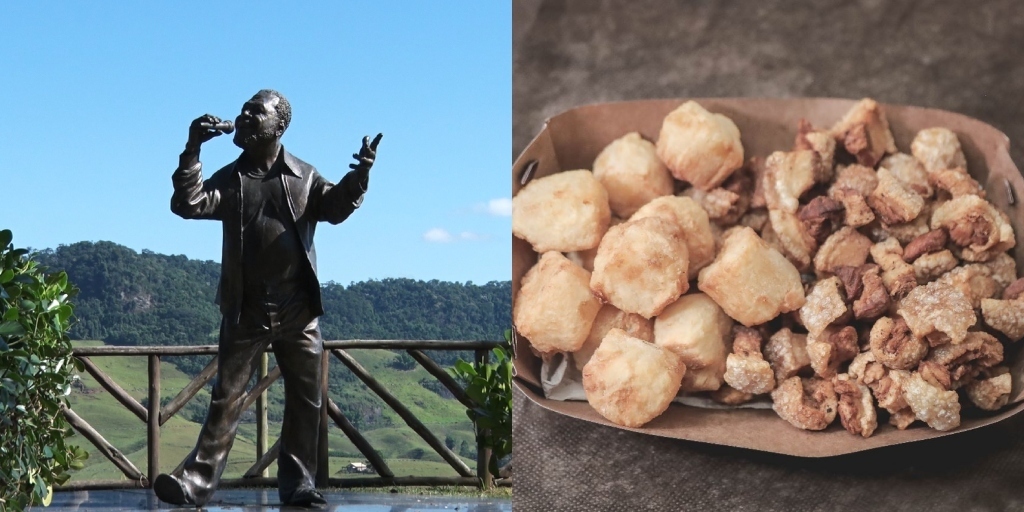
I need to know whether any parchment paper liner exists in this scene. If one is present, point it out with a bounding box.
[512,98,1024,457]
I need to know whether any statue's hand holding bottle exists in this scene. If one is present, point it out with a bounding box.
[186,114,230,152]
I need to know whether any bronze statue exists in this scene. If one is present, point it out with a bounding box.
[155,89,381,508]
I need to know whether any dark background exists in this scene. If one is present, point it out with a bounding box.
[512,1,1024,510]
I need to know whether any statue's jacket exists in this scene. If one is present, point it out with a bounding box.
[170,148,365,323]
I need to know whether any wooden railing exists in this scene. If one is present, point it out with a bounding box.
[56,340,509,491]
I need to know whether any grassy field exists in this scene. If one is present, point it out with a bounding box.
[66,340,479,483]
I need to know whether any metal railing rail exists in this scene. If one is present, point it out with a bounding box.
[56,339,509,491]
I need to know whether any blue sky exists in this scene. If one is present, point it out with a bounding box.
[0,2,510,286]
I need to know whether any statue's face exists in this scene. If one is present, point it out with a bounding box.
[233,95,284,150]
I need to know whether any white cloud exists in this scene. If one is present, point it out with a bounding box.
[472,198,512,217]
[423,228,489,243]
[486,198,512,217]
[423,228,453,243]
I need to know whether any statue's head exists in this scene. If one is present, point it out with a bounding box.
[233,89,292,151]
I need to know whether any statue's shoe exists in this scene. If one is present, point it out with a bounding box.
[284,487,327,509]
[153,473,196,506]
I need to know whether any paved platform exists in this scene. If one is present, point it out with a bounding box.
[40,490,511,512]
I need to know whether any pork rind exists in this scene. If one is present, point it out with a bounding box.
[935,265,998,309]
[681,363,727,393]
[813,227,873,276]
[834,264,891,320]
[795,119,837,171]
[889,408,918,430]
[931,168,984,199]
[630,196,715,279]
[981,298,1024,341]
[966,369,1012,411]
[848,351,887,389]
[911,127,968,174]
[913,250,959,284]
[680,187,738,222]
[656,101,744,190]
[897,280,976,345]
[1003,277,1024,300]
[582,329,686,428]
[874,369,912,414]
[902,229,949,262]
[710,384,754,405]
[591,217,689,318]
[799,277,849,337]
[880,153,932,198]
[852,265,892,320]
[829,98,897,167]
[512,169,611,252]
[926,331,1004,389]
[902,372,961,431]
[833,374,878,437]
[697,227,806,326]
[830,164,879,197]
[982,253,1018,291]
[918,360,952,390]
[682,170,754,226]
[870,238,918,299]
[882,214,933,246]
[514,251,603,354]
[723,326,776,394]
[831,187,876,228]
[869,316,928,370]
[799,196,845,244]
[930,194,1015,262]
[807,325,859,378]
[566,217,625,272]
[740,209,770,233]
[771,376,838,431]
[763,150,829,213]
[868,167,925,225]
[767,209,817,271]
[573,304,654,371]
[764,328,811,383]
[592,132,674,218]
[654,293,732,376]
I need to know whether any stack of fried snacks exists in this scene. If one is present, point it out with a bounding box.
[513,99,1022,436]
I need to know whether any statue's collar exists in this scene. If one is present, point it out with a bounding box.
[279,148,304,178]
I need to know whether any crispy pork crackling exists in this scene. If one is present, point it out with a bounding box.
[512,98,1021,437]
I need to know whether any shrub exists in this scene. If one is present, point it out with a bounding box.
[388,352,417,371]
[0,230,87,511]
[450,330,512,482]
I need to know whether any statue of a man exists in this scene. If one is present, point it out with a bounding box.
[155,89,380,508]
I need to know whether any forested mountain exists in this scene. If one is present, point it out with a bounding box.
[33,241,511,375]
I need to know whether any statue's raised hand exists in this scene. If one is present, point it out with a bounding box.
[349,133,383,181]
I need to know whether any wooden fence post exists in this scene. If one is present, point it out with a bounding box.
[148,355,160,485]
[316,349,329,487]
[256,351,268,477]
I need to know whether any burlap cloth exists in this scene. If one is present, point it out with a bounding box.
[512,1,1024,510]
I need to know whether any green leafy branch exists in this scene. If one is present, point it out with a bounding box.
[0,229,88,512]
[449,329,513,480]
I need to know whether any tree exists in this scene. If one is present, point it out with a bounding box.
[0,230,88,511]
[388,352,417,371]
